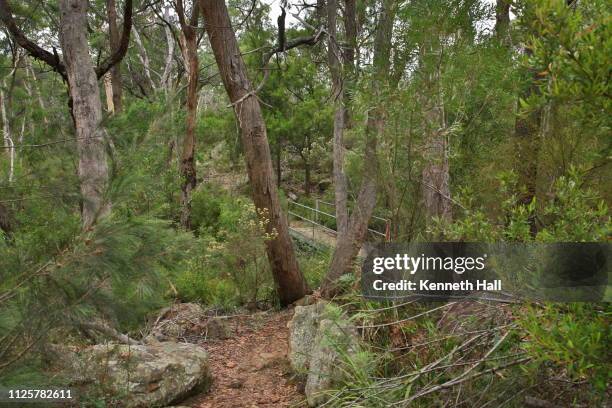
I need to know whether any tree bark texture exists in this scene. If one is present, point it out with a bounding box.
[322,0,396,297]
[327,0,349,236]
[200,0,309,305]
[0,83,14,183]
[177,0,200,229]
[131,26,155,91]
[106,0,123,113]
[421,111,451,224]
[58,0,110,229]
[161,7,176,93]
[420,42,452,227]
[342,0,357,127]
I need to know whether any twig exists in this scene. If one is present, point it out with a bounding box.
[357,302,455,329]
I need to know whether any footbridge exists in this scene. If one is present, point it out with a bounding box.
[287,199,390,252]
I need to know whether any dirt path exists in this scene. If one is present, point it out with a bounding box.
[187,309,304,408]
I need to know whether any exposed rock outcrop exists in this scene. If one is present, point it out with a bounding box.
[55,341,211,407]
[287,302,360,406]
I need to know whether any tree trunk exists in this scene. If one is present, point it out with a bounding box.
[275,141,281,187]
[0,83,14,183]
[515,87,540,235]
[322,0,395,297]
[0,202,14,236]
[106,0,122,113]
[131,25,155,91]
[343,0,357,127]
[177,0,199,230]
[421,125,451,224]
[495,0,511,41]
[200,0,309,305]
[420,40,452,228]
[161,7,175,93]
[514,43,542,236]
[327,0,349,236]
[103,72,115,113]
[58,0,110,229]
[25,61,48,124]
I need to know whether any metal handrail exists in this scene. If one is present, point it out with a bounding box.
[287,200,389,240]
[287,210,337,236]
[315,199,389,223]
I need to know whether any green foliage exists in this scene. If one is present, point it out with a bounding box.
[536,168,610,241]
[174,195,274,307]
[0,0,609,404]
[518,303,611,390]
[432,168,609,242]
[0,213,191,381]
[190,185,224,234]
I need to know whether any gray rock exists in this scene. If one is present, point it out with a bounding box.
[60,342,211,407]
[305,319,359,407]
[287,302,329,373]
[148,303,230,343]
[287,302,360,407]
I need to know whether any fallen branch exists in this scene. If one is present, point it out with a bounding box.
[396,355,532,405]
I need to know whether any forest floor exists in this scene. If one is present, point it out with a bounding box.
[187,308,304,408]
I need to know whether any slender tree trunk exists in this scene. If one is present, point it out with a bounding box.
[131,26,155,91]
[103,73,115,113]
[515,85,540,235]
[59,0,110,229]
[327,0,349,236]
[343,0,357,127]
[161,7,175,94]
[421,119,451,224]
[0,202,14,236]
[322,0,395,297]
[276,141,281,187]
[106,0,122,113]
[514,41,542,236]
[0,83,14,183]
[177,0,199,229]
[495,0,511,41]
[512,0,574,236]
[25,61,48,124]
[421,55,452,225]
[200,0,309,305]
[300,145,311,196]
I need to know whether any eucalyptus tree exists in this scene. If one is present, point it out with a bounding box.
[0,0,133,228]
[175,0,202,229]
[105,0,123,113]
[200,0,314,305]
[322,0,396,296]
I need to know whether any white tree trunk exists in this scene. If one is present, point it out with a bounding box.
[0,83,14,183]
[160,7,175,93]
[131,26,156,91]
